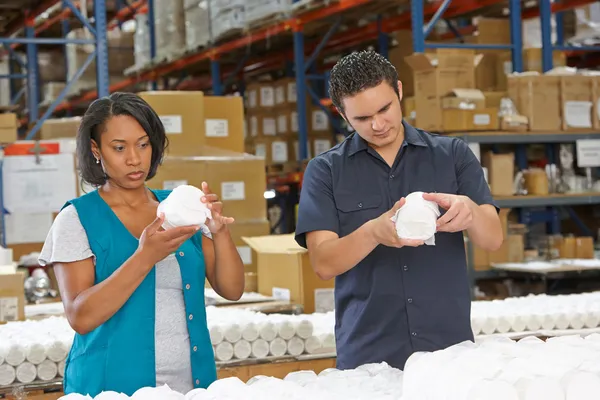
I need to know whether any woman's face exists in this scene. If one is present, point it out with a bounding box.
[92,115,153,189]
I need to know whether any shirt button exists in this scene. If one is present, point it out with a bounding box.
[195,379,200,385]
[179,251,185,257]
[358,202,363,208]
[403,265,408,271]
[185,284,191,290]
[389,174,394,179]
[189,314,193,320]
[407,298,413,304]
[412,332,417,337]
[193,345,198,352]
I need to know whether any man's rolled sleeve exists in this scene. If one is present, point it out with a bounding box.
[295,157,340,248]
[453,138,498,210]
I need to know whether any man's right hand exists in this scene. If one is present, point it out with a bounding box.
[369,198,425,248]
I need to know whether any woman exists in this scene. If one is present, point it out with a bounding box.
[39,92,245,397]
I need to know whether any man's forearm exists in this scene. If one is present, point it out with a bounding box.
[311,221,379,280]
[466,201,503,251]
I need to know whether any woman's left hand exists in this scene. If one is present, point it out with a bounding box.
[201,181,235,233]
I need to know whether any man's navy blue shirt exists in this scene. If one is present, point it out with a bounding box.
[295,121,497,370]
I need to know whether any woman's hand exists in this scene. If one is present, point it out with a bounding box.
[201,181,235,234]
[137,214,199,266]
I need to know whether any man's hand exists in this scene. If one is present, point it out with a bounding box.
[422,193,475,233]
[369,198,425,248]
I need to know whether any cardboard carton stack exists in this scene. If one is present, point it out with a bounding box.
[0,113,17,144]
[245,79,335,165]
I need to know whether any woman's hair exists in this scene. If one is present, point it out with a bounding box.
[77,92,168,187]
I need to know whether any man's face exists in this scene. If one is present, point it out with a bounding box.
[340,81,404,149]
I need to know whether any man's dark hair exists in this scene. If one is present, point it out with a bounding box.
[77,91,168,187]
[328,50,400,114]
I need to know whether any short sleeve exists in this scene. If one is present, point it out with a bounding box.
[453,138,498,211]
[295,157,340,248]
[38,205,96,266]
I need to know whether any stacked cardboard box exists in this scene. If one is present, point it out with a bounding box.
[0,113,17,144]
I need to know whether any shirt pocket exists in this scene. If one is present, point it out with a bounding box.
[334,194,383,236]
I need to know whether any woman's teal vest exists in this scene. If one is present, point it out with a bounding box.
[63,189,216,396]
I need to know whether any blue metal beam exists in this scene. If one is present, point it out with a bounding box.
[377,15,389,59]
[555,45,600,52]
[305,17,341,72]
[0,38,96,45]
[94,0,110,97]
[539,0,553,72]
[411,0,425,53]
[62,0,97,36]
[555,7,564,46]
[25,26,39,123]
[294,29,309,161]
[2,45,26,69]
[224,53,250,87]
[423,0,452,39]
[443,19,464,42]
[26,51,97,140]
[564,207,593,237]
[0,158,6,248]
[211,60,222,95]
[10,87,26,106]
[509,0,523,72]
[0,74,26,79]
[147,0,157,90]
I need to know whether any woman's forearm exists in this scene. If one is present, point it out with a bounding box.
[211,228,245,300]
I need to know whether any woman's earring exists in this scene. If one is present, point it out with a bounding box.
[96,158,100,164]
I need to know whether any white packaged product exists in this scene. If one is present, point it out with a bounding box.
[391,191,440,245]
[157,185,212,230]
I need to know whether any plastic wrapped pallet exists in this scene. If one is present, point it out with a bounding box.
[245,0,292,27]
[210,0,246,19]
[134,13,151,67]
[185,0,211,50]
[211,7,245,41]
[153,0,186,61]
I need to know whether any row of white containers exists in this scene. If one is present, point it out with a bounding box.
[134,0,294,67]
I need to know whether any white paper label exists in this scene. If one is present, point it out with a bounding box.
[277,115,288,134]
[272,287,291,301]
[291,112,298,132]
[255,144,267,158]
[0,297,19,321]
[272,141,288,163]
[248,90,257,108]
[576,139,600,168]
[221,181,245,201]
[468,142,481,162]
[205,119,229,137]
[314,139,331,155]
[473,113,491,126]
[6,213,53,245]
[312,110,329,131]
[503,61,513,75]
[314,288,335,313]
[237,246,252,265]
[163,180,187,190]
[261,87,275,107]
[250,116,258,137]
[160,115,183,134]
[275,86,285,105]
[565,101,592,128]
[287,82,297,103]
[263,118,277,136]
[410,110,416,119]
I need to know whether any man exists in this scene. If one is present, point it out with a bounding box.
[295,50,503,371]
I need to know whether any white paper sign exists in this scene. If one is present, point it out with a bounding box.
[291,112,298,132]
[275,86,285,105]
[277,115,287,134]
[5,213,53,245]
[287,82,297,103]
[221,181,245,201]
[565,101,592,128]
[272,287,291,301]
[255,144,266,158]
[160,115,183,134]
[576,139,600,168]
[236,246,252,265]
[314,139,332,155]
[473,113,491,126]
[3,153,77,213]
[250,116,258,137]
[205,119,229,137]
[272,141,288,163]
[312,110,329,131]
[260,87,275,107]
[248,90,257,108]
[263,118,277,136]
[163,180,188,190]
[314,288,335,313]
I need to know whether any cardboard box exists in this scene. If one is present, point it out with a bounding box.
[203,96,245,153]
[389,30,415,97]
[246,82,276,110]
[507,234,525,263]
[248,113,277,138]
[592,77,600,131]
[290,134,334,162]
[560,75,594,131]
[242,234,335,314]
[228,220,271,273]
[442,89,486,109]
[0,113,18,144]
[483,91,508,108]
[147,147,267,222]
[274,78,298,108]
[310,107,330,134]
[39,117,82,140]
[254,136,291,164]
[276,109,298,136]
[508,75,561,131]
[483,152,514,196]
[138,91,206,156]
[405,49,482,131]
[0,272,26,322]
[403,97,416,123]
[442,108,499,131]
[496,49,566,90]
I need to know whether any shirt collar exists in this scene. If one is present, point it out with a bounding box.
[348,120,427,157]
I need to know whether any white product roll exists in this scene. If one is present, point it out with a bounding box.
[58,360,66,377]
[516,377,565,400]
[276,321,296,340]
[241,322,259,342]
[6,343,26,366]
[95,391,130,400]
[224,323,242,344]
[284,370,317,386]
[540,313,556,331]
[584,311,600,328]
[466,379,519,400]
[525,314,543,331]
[562,371,600,399]
[37,359,58,381]
[294,320,313,339]
[480,316,498,335]
[0,363,16,386]
[26,342,48,365]
[209,325,224,345]
[319,333,336,350]
[47,339,68,362]
[16,361,37,384]
[286,336,305,356]
[0,343,7,365]
[495,315,512,334]
[184,388,208,400]
[304,336,322,354]
[569,310,586,330]
[214,342,234,362]
[233,340,251,360]
[471,316,483,335]
[554,312,570,330]
[510,315,528,333]
[269,337,287,357]
[250,339,269,359]
[258,322,277,342]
